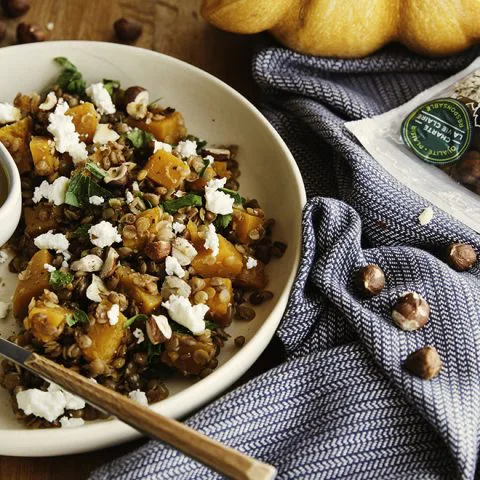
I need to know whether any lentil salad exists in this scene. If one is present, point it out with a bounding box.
[0,57,286,428]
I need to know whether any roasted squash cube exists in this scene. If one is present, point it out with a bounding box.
[232,209,264,244]
[30,136,59,176]
[82,302,126,363]
[116,266,162,314]
[66,102,98,143]
[13,249,53,319]
[23,205,61,237]
[212,161,231,179]
[0,117,32,174]
[24,303,70,343]
[144,150,190,189]
[234,260,268,290]
[192,234,243,278]
[128,111,186,144]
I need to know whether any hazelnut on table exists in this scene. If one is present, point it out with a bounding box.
[1,0,30,17]
[114,17,143,43]
[391,292,430,331]
[404,346,442,380]
[355,264,385,297]
[16,22,46,44]
[446,243,477,271]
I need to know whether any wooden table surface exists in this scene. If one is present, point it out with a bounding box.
[0,1,280,479]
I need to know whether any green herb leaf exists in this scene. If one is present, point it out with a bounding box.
[124,128,154,149]
[149,96,163,107]
[185,135,207,152]
[169,321,190,335]
[205,321,219,330]
[49,270,74,289]
[53,57,86,96]
[66,308,89,327]
[199,158,210,178]
[71,224,91,239]
[219,188,244,205]
[102,79,120,96]
[65,172,112,208]
[162,193,203,213]
[144,199,153,209]
[85,161,107,180]
[214,214,232,229]
[124,314,148,329]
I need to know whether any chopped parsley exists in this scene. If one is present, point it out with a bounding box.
[185,135,207,152]
[124,314,148,329]
[102,79,120,96]
[214,214,232,229]
[162,193,203,213]
[85,161,107,180]
[49,270,74,289]
[65,172,112,208]
[66,308,89,327]
[53,57,86,96]
[124,128,154,149]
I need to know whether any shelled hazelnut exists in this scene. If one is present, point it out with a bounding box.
[446,243,477,271]
[16,22,46,44]
[451,150,480,195]
[404,346,442,380]
[1,0,30,18]
[114,18,143,42]
[391,292,430,331]
[355,264,385,297]
[0,21,6,42]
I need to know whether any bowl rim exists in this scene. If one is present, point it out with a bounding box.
[0,142,21,219]
[0,40,307,455]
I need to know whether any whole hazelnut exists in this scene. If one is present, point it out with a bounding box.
[391,292,430,331]
[16,22,46,44]
[446,243,477,271]
[404,346,442,380]
[0,20,6,42]
[1,0,30,17]
[114,18,143,42]
[355,264,385,297]
[124,86,149,120]
[451,150,480,194]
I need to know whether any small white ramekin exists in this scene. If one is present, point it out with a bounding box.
[0,142,22,247]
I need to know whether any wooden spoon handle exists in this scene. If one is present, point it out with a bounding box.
[25,353,276,480]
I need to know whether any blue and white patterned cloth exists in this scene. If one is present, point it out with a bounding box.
[91,45,480,479]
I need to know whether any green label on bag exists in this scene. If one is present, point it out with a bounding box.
[401,98,472,165]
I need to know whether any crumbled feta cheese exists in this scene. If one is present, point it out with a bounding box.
[204,223,219,257]
[246,257,258,269]
[86,274,108,303]
[125,191,134,204]
[165,256,186,278]
[162,294,209,335]
[154,141,173,153]
[47,102,88,163]
[16,389,66,422]
[34,231,70,253]
[418,206,434,226]
[128,390,148,406]
[204,154,214,165]
[0,103,21,124]
[47,383,85,410]
[172,238,197,266]
[175,139,197,158]
[88,221,121,248]
[86,82,116,115]
[59,417,84,428]
[107,304,120,326]
[70,254,103,272]
[89,195,104,206]
[39,91,57,111]
[93,124,120,145]
[0,250,8,264]
[133,328,145,344]
[132,181,140,192]
[205,177,234,215]
[152,314,172,340]
[0,301,10,320]
[44,263,56,273]
[33,176,70,206]
[172,222,186,234]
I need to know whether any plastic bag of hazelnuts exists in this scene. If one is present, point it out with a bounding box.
[346,57,480,234]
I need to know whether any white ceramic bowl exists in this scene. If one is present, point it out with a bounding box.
[0,143,22,247]
[0,41,306,456]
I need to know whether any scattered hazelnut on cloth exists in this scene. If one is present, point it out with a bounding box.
[114,17,143,42]
[404,346,443,380]
[446,243,477,271]
[355,264,385,297]
[391,292,430,331]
